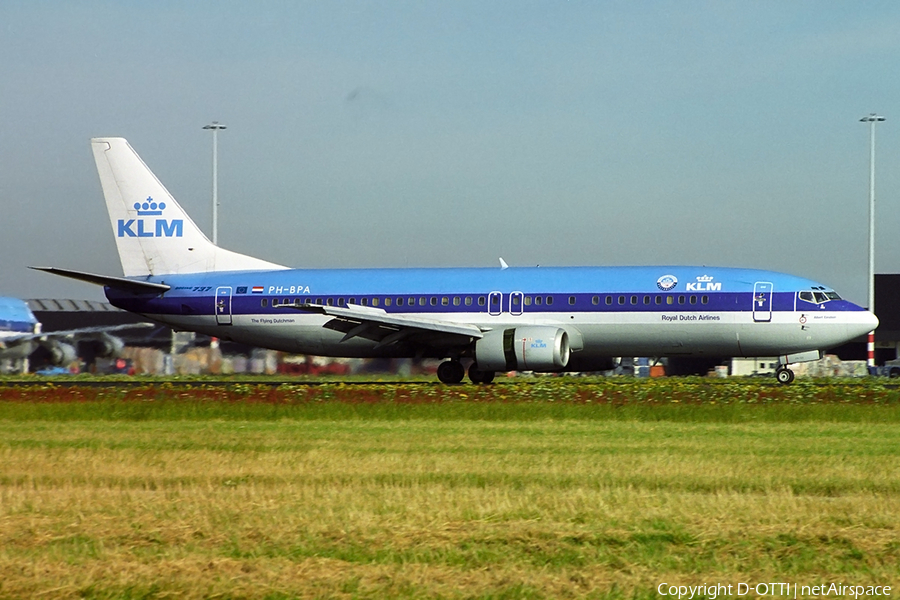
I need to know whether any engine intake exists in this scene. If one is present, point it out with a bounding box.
[475,326,570,372]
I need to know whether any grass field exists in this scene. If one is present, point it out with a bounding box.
[0,379,898,599]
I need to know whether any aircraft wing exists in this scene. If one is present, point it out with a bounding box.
[277,303,484,349]
[0,322,154,346]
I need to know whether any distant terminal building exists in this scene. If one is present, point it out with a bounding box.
[874,274,900,363]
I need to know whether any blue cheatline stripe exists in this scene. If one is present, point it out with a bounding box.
[107,291,864,317]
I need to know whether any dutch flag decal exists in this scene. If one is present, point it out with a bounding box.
[252,286,264,294]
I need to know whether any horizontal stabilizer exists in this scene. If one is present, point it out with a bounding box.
[29,267,171,294]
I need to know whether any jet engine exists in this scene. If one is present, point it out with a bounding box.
[33,340,77,367]
[79,332,126,359]
[474,326,570,372]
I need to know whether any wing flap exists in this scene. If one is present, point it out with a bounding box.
[277,302,484,347]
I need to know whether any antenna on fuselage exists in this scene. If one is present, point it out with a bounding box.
[499,257,509,270]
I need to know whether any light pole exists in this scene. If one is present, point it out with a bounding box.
[860,113,885,370]
[203,121,227,244]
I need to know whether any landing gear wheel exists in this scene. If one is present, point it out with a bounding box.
[437,360,465,384]
[468,364,495,385]
[775,367,795,385]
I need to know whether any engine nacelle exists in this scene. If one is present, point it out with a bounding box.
[475,326,570,372]
[37,340,77,366]
[79,333,125,359]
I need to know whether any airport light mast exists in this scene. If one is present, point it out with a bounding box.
[203,121,227,245]
[860,113,885,370]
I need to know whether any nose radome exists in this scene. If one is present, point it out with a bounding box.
[865,310,880,331]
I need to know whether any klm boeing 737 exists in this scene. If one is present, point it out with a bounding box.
[34,138,878,384]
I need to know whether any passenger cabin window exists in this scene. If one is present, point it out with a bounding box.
[478,297,486,306]
[524,296,532,306]
[384,298,391,307]
[261,298,268,307]
[618,296,625,305]
[453,297,461,306]
[569,296,576,305]
[547,296,553,305]
[441,297,449,306]
[605,296,613,306]
[465,297,472,306]
[535,296,543,306]
[430,297,437,306]
[701,296,709,304]
[372,298,380,307]
[643,296,650,305]
[592,296,600,305]
[630,295,637,305]
[396,297,403,306]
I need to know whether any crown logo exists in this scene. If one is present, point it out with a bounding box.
[134,196,166,216]
[696,275,714,282]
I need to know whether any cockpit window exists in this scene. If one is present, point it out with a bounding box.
[800,290,842,304]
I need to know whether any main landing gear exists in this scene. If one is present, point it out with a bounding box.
[437,360,465,384]
[436,360,496,384]
[468,364,495,385]
[775,365,795,385]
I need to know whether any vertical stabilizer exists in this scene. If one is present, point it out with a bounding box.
[91,138,286,277]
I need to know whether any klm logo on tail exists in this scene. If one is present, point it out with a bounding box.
[117,197,183,238]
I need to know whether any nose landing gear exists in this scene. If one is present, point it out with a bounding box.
[775,366,795,384]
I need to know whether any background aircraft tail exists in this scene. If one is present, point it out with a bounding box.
[91,138,286,277]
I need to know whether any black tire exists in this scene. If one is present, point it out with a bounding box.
[775,367,794,385]
[437,360,465,384]
[468,364,496,385]
[889,368,900,379]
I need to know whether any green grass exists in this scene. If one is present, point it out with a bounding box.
[0,382,898,598]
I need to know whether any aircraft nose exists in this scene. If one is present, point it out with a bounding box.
[864,310,880,332]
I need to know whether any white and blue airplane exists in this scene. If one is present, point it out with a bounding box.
[34,138,878,384]
[0,296,144,372]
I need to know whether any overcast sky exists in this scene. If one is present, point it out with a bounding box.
[2,1,899,306]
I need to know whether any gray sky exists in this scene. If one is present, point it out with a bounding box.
[2,1,899,306]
